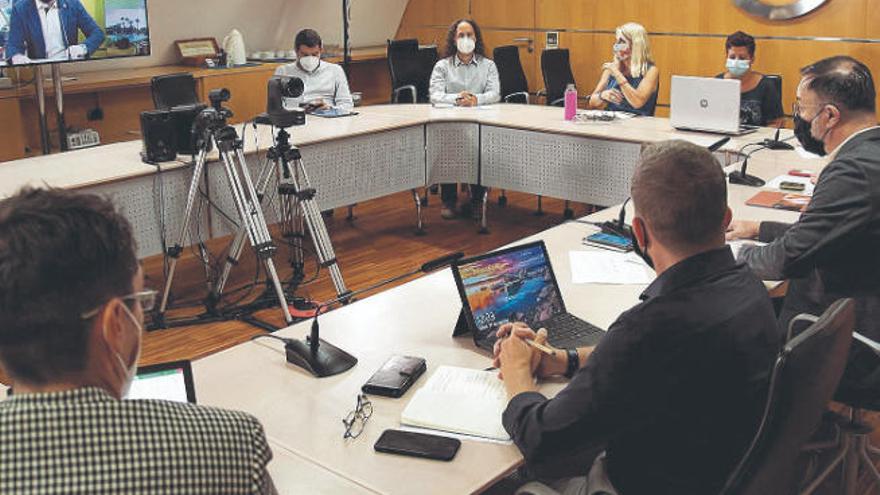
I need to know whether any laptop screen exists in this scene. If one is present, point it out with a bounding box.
[128,361,196,403]
[455,242,565,344]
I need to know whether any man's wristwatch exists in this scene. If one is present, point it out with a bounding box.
[564,348,579,378]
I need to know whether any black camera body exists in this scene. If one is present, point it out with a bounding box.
[262,76,306,128]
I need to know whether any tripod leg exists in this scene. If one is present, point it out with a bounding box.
[232,147,293,324]
[290,156,349,297]
[412,189,426,236]
[479,188,489,235]
[157,148,210,320]
[212,155,279,302]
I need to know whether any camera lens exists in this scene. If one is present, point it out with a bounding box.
[281,77,304,99]
[209,88,231,102]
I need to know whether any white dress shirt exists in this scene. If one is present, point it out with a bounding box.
[429,54,500,106]
[36,0,68,60]
[274,60,354,112]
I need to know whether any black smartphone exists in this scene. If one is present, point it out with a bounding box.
[583,232,633,252]
[374,429,461,461]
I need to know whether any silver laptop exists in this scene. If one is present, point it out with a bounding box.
[670,76,757,135]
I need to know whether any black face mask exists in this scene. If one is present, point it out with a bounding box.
[793,112,828,157]
[628,220,654,269]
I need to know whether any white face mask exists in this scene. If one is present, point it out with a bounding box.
[298,55,320,72]
[613,41,630,60]
[456,36,476,55]
[107,303,142,399]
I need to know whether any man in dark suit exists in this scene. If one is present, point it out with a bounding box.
[728,55,880,395]
[5,0,104,64]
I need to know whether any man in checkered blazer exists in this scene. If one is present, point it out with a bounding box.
[0,188,277,494]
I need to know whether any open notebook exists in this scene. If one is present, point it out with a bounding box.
[400,365,511,441]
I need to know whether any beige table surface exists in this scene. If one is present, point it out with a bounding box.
[1,104,795,200]
[191,149,816,494]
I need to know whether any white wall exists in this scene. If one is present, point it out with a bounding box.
[65,0,407,73]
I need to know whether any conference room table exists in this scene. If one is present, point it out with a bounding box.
[0,103,790,259]
[0,101,827,492]
[191,148,828,494]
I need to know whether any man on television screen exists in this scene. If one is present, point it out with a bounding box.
[5,0,105,65]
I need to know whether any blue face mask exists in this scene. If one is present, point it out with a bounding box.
[726,58,751,77]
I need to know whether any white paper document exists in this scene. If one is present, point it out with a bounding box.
[569,250,655,285]
[765,174,815,196]
[728,240,766,260]
[400,366,510,441]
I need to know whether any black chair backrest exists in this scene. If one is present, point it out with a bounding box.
[494,45,529,103]
[720,299,855,495]
[387,38,423,103]
[764,74,783,106]
[541,48,575,106]
[416,45,439,102]
[151,73,199,110]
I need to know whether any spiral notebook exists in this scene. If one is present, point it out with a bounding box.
[400,365,511,441]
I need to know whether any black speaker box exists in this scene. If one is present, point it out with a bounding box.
[139,110,178,164]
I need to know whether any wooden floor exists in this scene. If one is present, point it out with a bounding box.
[140,189,583,365]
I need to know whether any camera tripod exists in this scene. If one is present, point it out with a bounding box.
[211,125,351,315]
[155,104,294,328]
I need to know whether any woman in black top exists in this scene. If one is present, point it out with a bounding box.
[716,31,784,128]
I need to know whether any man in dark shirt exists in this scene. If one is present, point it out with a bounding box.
[727,55,880,396]
[494,140,780,495]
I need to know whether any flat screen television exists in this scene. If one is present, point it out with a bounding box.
[0,0,150,67]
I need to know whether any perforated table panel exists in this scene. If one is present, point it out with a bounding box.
[480,125,642,206]
[79,164,204,259]
[299,125,426,210]
[426,122,479,185]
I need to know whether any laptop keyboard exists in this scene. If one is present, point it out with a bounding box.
[545,313,604,348]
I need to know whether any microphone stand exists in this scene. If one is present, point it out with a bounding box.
[728,142,769,187]
[284,252,464,377]
[761,124,795,151]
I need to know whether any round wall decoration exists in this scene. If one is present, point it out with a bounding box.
[733,0,830,20]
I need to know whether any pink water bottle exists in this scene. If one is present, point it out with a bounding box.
[564,83,577,121]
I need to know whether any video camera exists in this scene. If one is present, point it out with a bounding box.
[257,76,306,128]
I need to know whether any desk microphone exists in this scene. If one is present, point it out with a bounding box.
[761,122,795,151]
[601,137,733,237]
[282,251,464,377]
[728,143,769,187]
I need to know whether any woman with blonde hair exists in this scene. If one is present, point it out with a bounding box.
[588,22,660,116]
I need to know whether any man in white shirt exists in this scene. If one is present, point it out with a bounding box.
[429,18,500,220]
[275,29,353,112]
[6,0,104,65]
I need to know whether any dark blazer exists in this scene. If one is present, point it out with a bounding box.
[6,0,104,60]
[740,126,880,393]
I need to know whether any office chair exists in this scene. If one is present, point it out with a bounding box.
[719,299,855,495]
[800,330,880,495]
[151,73,200,110]
[417,45,439,102]
[537,48,581,217]
[491,44,534,209]
[493,45,530,104]
[765,74,783,107]
[387,38,423,104]
[538,48,575,107]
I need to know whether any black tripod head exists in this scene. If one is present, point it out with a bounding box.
[192,88,236,152]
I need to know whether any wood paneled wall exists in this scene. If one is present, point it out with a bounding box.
[397,0,880,118]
